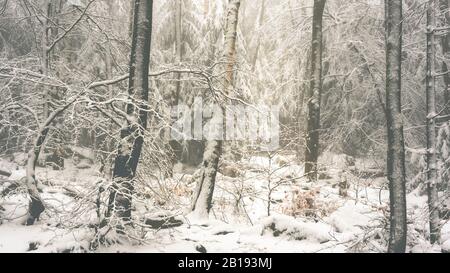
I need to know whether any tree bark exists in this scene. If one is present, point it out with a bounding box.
[251,0,265,71]
[191,0,241,219]
[168,0,184,169]
[204,0,209,17]
[25,94,80,225]
[107,0,153,228]
[42,0,52,120]
[304,0,326,181]
[128,1,135,39]
[25,128,48,226]
[385,0,407,253]
[439,0,450,233]
[175,0,182,103]
[440,0,450,114]
[426,0,441,244]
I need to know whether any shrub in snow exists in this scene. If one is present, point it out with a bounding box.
[260,215,332,243]
[282,187,324,218]
[12,153,27,166]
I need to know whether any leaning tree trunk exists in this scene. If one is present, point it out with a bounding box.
[191,0,241,219]
[25,128,49,226]
[426,0,441,244]
[385,0,407,253]
[106,0,153,228]
[304,0,326,181]
[25,94,80,225]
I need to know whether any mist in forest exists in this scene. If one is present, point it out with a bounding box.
[0,0,449,254]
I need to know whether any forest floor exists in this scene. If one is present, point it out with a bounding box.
[0,152,449,253]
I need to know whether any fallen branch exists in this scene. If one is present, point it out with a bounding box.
[144,214,184,229]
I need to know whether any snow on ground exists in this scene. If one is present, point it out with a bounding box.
[0,153,449,253]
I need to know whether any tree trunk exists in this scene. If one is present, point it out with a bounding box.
[440,0,450,115]
[191,140,222,218]
[175,0,182,103]
[439,0,450,228]
[25,128,49,225]
[204,0,209,17]
[191,0,241,219]
[25,95,80,225]
[385,0,407,253]
[304,0,326,181]
[168,0,184,169]
[251,0,265,71]
[107,0,153,228]
[128,1,135,39]
[426,0,441,244]
[42,0,52,120]
[41,0,65,169]
[104,0,116,157]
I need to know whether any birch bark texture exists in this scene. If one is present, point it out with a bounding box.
[107,0,153,226]
[191,0,241,219]
[385,0,407,253]
[304,0,326,181]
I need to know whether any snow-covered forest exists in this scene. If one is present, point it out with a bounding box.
[0,0,449,253]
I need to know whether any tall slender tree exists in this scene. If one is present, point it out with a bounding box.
[106,0,153,228]
[440,0,450,114]
[385,0,407,253]
[191,0,241,219]
[304,0,326,181]
[426,0,441,244]
[251,0,265,71]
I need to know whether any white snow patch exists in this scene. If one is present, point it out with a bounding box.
[325,202,372,233]
[260,215,333,243]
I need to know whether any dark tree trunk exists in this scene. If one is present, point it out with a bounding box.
[385,0,407,253]
[426,0,441,244]
[0,169,11,177]
[107,0,153,227]
[304,0,326,181]
[181,141,205,166]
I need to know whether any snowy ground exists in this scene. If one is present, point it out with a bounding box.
[0,152,449,253]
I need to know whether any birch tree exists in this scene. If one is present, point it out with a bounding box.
[385,0,407,253]
[191,0,241,219]
[304,0,326,181]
